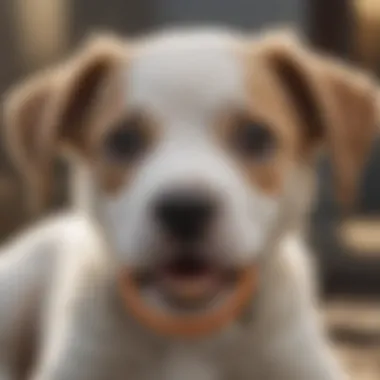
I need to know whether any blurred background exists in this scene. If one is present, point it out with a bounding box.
[0,0,379,378]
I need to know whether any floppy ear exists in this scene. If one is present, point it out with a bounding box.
[3,33,125,212]
[260,31,379,206]
[3,69,58,212]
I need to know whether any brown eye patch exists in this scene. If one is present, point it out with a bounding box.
[218,111,288,196]
[103,113,152,163]
[230,115,277,161]
[96,111,157,195]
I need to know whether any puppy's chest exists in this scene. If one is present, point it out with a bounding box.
[130,339,262,380]
[96,322,264,380]
[159,350,221,380]
[156,350,261,380]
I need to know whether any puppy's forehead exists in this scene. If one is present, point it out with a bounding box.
[126,30,246,118]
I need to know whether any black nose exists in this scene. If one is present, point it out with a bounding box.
[153,189,217,242]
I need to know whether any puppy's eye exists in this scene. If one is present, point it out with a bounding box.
[104,118,149,161]
[231,120,276,160]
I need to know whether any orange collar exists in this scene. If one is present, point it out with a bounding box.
[118,266,258,339]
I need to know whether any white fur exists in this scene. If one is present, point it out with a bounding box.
[0,28,346,380]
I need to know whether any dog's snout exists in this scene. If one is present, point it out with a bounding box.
[153,189,217,241]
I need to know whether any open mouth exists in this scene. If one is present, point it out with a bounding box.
[159,254,225,308]
[120,251,258,338]
[134,250,237,309]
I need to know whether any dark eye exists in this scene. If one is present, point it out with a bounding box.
[232,120,276,160]
[104,118,149,161]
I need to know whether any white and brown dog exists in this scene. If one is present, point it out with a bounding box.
[0,27,378,380]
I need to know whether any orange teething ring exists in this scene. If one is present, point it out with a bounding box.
[118,266,258,338]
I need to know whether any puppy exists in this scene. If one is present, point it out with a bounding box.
[0,27,378,380]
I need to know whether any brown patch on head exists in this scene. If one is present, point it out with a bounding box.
[218,41,302,196]
[218,108,295,196]
[3,33,128,211]
[229,30,379,205]
[93,111,159,195]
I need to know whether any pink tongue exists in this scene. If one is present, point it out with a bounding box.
[160,254,220,300]
[162,264,220,300]
[162,274,220,300]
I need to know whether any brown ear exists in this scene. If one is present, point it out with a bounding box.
[3,69,58,212]
[260,31,379,206]
[3,33,125,212]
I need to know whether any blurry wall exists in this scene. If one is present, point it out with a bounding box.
[152,0,305,30]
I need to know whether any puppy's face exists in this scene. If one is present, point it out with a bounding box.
[98,32,291,308]
[5,28,378,311]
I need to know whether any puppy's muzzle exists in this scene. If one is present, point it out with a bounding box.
[121,188,259,338]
